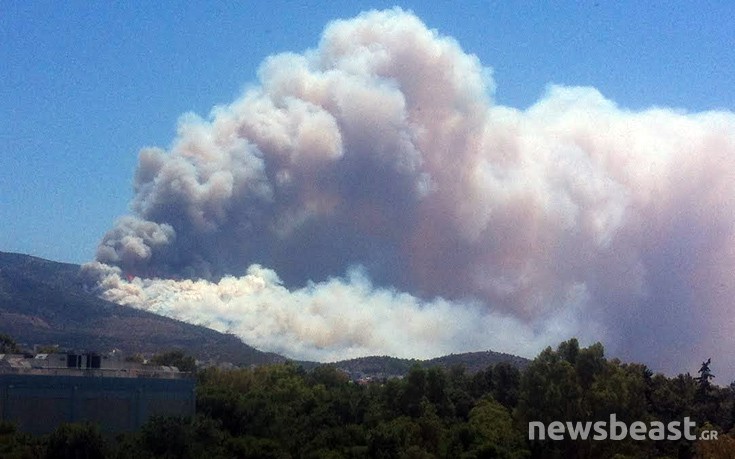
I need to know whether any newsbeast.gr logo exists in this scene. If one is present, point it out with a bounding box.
[529,415,718,441]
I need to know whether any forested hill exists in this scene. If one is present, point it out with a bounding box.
[325,351,530,380]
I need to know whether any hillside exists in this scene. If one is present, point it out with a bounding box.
[0,251,285,365]
[0,251,530,374]
[326,350,530,380]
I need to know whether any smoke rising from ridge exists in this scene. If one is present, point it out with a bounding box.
[85,8,735,374]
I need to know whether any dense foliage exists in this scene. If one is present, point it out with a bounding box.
[2,339,735,458]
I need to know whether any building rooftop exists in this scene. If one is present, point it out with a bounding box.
[0,352,190,379]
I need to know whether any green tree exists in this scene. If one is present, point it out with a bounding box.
[367,417,422,458]
[0,333,20,354]
[491,362,521,409]
[467,397,528,458]
[117,415,228,459]
[469,366,493,400]
[150,350,196,372]
[695,358,715,397]
[446,365,474,421]
[309,365,349,388]
[517,339,606,458]
[226,436,289,459]
[124,353,145,364]
[0,421,43,459]
[426,367,453,417]
[401,365,427,418]
[517,342,583,424]
[45,422,108,459]
[35,345,59,354]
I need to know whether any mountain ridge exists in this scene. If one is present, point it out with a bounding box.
[0,251,530,374]
[0,251,285,365]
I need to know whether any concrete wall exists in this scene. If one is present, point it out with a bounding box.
[0,374,195,434]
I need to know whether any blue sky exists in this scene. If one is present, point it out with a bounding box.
[1,1,733,264]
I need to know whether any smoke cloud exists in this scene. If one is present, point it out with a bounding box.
[85,8,735,376]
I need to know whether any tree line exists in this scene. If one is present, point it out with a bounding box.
[2,338,735,458]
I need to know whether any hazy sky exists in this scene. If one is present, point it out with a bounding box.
[2,1,733,263]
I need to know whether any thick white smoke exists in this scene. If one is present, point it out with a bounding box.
[85,8,735,375]
[83,261,589,361]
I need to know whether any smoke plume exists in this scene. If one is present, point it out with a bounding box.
[84,8,735,375]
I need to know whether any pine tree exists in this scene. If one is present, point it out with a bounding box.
[696,358,715,396]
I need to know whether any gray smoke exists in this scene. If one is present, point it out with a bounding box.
[85,8,735,376]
